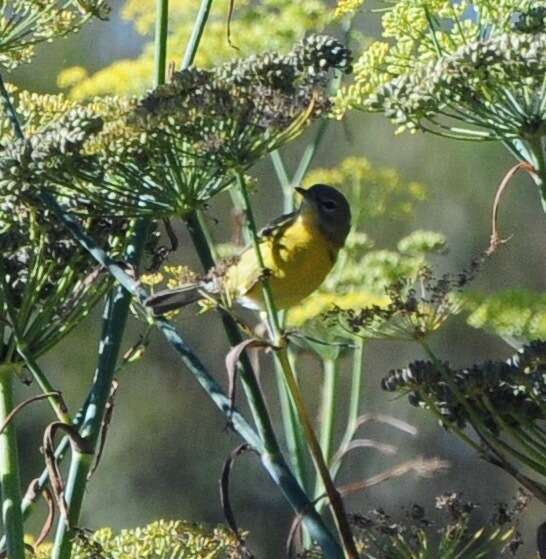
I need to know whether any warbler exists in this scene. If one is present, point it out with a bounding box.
[145,184,351,314]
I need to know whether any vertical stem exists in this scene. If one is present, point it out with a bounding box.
[154,0,169,85]
[318,358,339,465]
[0,75,23,140]
[236,171,358,558]
[345,341,364,445]
[0,365,25,559]
[311,357,340,522]
[181,0,214,69]
[273,353,310,491]
[527,137,546,210]
[329,341,364,487]
[315,341,364,517]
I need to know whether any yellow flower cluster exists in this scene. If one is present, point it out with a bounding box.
[288,290,388,328]
[34,519,242,559]
[334,0,365,18]
[141,265,198,291]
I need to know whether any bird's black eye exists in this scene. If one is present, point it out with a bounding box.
[321,199,337,211]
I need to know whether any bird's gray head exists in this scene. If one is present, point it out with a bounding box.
[296,184,351,247]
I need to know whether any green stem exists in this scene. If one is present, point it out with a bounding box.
[332,340,364,481]
[184,211,341,555]
[154,0,169,85]
[318,358,338,464]
[181,0,214,69]
[273,351,310,491]
[236,171,358,558]
[527,136,546,210]
[0,74,23,139]
[0,365,25,559]
[346,341,364,443]
[312,357,339,520]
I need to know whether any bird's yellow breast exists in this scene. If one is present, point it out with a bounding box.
[225,214,338,310]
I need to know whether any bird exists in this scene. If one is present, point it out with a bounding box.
[145,184,351,315]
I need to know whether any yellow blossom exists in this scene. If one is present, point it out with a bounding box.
[141,272,164,287]
[334,0,365,18]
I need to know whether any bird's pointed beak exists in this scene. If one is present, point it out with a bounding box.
[295,186,309,198]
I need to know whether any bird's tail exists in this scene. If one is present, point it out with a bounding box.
[144,284,204,315]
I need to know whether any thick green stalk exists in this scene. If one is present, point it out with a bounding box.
[184,211,342,555]
[236,172,358,558]
[0,73,53,559]
[0,366,25,559]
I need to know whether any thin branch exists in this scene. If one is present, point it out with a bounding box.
[0,392,64,436]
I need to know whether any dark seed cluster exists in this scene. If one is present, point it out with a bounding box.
[338,493,526,559]
[382,341,546,432]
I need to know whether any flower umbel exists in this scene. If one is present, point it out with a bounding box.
[338,1,546,142]
[0,36,352,219]
[0,0,110,69]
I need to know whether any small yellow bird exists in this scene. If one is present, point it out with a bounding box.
[145,184,351,315]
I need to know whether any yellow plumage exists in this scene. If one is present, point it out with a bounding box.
[145,184,351,315]
[226,212,337,310]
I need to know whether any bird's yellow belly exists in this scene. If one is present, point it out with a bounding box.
[226,219,336,310]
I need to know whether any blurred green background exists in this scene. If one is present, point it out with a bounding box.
[9,1,546,556]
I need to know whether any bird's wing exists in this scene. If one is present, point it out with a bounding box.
[258,210,299,239]
[222,210,300,302]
